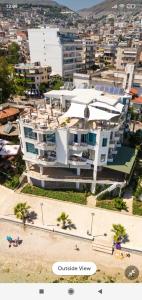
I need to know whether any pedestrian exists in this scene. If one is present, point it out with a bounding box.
[75,244,80,251]
[6,236,13,248]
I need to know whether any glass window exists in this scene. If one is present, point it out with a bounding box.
[74,134,78,143]
[102,138,107,147]
[24,127,37,140]
[43,133,56,143]
[101,154,106,162]
[26,143,38,155]
[87,133,96,146]
[81,134,87,143]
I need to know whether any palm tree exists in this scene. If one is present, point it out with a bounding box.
[14,202,31,226]
[112,224,127,244]
[57,212,71,229]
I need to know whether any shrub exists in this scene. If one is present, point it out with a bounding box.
[4,175,20,190]
[114,198,128,211]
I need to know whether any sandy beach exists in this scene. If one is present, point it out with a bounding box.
[0,220,142,283]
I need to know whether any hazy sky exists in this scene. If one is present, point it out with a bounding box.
[57,0,102,11]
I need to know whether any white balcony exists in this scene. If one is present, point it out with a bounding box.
[34,125,55,134]
[24,154,57,166]
[114,136,120,142]
[69,142,88,151]
[111,150,117,155]
[109,140,116,149]
[116,143,121,148]
[38,156,57,166]
[107,157,113,162]
[24,137,37,144]
[68,155,87,166]
[87,159,94,165]
[69,128,88,134]
[36,142,56,151]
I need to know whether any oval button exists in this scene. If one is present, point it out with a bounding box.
[52,262,97,276]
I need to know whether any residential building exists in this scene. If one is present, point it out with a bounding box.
[14,62,51,92]
[28,27,84,79]
[82,39,96,70]
[18,87,133,193]
[115,46,142,70]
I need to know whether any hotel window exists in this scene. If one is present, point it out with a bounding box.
[43,133,56,143]
[100,154,106,162]
[74,134,78,143]
[81,134,87,143]
[26,143,38,155]
[102,138,107,147]
[24,127,37,140]
[87,133,96,146]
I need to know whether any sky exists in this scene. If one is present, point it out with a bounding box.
[57,0,102,11]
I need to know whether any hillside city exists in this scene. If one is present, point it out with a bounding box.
[0,0,142,284]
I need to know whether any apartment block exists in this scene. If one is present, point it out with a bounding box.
[82,39,96,70]
[14,62,51,92]
[18,87,133,193]
[115,46,142,70]
[28,27,84,79]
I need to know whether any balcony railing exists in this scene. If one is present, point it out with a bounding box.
[69,155,87,165]
[69,142,88,150]
[38,155,56,162]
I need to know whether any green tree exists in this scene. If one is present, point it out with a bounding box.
[0,57,12,101]
[112,224,127,243]
[14,202,31,226]
[129,130,142,148]
[51,76,63,90]
[7,42,20,65]
[39,83,48,94]
[57,212,71,229]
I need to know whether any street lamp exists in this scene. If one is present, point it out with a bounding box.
[87,212,95,236]
[90,212,95,236]
[40,202,44,226]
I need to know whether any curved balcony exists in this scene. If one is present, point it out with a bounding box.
[68,155,87,166]
[69,142,88,151]
[36,142,56,151]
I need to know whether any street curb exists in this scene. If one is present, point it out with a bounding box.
[0,217,94,242]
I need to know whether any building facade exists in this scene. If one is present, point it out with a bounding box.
[82,39,96,70]
[115,46,142,70]
[14,62,51,92]
[28,27,84,79]
[18,88,131,193]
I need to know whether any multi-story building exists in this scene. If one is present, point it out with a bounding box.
[28,27,84,79]
[14,62,51,92]
[115,46,142,70]
[82,39,96,70]
[18,87,133,193]
[103,45,116,66]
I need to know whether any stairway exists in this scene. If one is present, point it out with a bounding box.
[92,241,113,255]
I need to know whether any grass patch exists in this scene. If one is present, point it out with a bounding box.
[133,200,142,216]
[96,200,117,211]
[3,175,20,190]
[22,184,87,205]
[96,198,128,212]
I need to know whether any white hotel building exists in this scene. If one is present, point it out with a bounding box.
[18,88,134,193]
[28,27,83,78]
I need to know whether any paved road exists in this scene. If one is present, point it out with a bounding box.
[0,185,142,251]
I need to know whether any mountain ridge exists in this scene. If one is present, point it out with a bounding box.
[79,0,142,17]
[0,0,60,6]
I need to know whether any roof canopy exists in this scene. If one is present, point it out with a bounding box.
[63,103,119,121]
[44,88,121,106]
